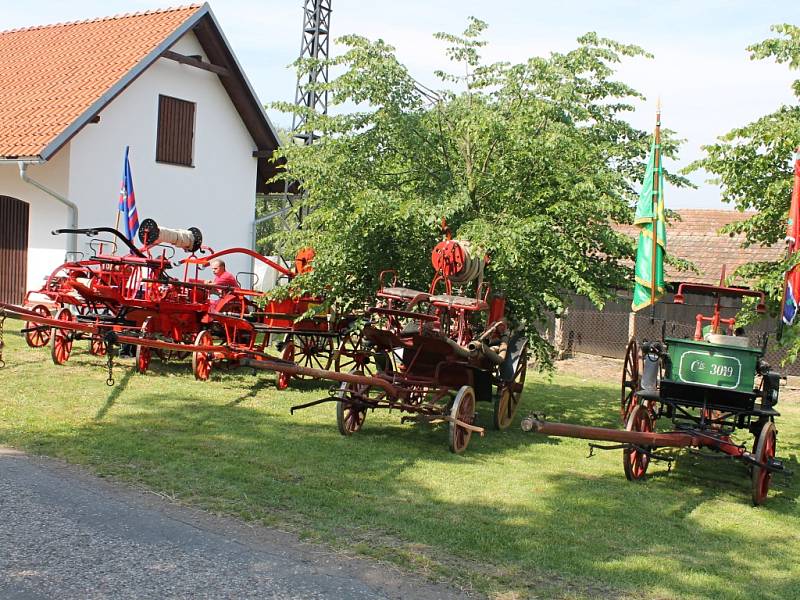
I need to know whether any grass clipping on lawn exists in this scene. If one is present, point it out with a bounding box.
[0,328,798,600]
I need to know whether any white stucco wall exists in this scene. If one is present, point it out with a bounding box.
[6,30,260,291]
[68,31,259,281]
[0,150,72,291]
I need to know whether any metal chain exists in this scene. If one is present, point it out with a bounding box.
[104,333,116,386]
[0,309,6,369]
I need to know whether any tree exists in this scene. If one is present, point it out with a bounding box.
[270,18,686,366]
[688,24,800,358]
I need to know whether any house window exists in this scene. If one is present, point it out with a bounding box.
[156,95,195,166]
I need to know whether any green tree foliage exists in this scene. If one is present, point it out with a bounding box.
[688,24,800,358]
[270,19,686,365]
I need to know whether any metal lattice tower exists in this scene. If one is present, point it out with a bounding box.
[262,0,331,243]
[291,0,331,145]
[277,0,331,227]
[253,1,331,257]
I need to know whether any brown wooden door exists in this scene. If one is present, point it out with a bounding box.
[0,196,29,304]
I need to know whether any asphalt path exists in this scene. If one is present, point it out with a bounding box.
[0,447,473,599]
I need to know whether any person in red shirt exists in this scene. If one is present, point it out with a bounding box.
[210,259,237,288]
[207,259,237,313]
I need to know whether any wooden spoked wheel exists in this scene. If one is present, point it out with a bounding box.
[169,331,196,362]
[157,326,199,362]
[215,295,254,346]
[156,348,190,362]
[294,333,334,374]
[50,308,75,365]
[333,331,376,376]
[278,334,334,390]
[449,385,476,454]
[89,336,107,357]
[336,375,368,436]
[136,318,153,375]
[24,304,52,347]
[493,347,528,430]
[215,293,247,316]
[620,339,641,424]
[192,329,214,381]
[751,420,777,506]
[275,340,295,390]
[623,405,653,481]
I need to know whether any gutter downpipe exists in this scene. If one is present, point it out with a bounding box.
[18,161,79,257]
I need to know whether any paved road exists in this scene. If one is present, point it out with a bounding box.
[0,448,472,599]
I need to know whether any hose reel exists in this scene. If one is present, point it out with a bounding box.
[431,240,483,284]
[138,218,203,253]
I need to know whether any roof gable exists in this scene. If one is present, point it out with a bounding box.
[0,3,279,170]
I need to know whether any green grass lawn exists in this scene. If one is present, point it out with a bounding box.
[1,326,798,599]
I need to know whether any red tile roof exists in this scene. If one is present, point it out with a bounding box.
[618,209,782,285]
[0,5,202,158]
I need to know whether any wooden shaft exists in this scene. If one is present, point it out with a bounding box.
[0,303,219,352]
[522,417,695,448]
[522,417,753,459]
[239,356,398,396]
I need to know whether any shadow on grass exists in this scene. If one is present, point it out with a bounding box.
[95,369,134,420]
[6,338,799,600]
[49,396,800,599]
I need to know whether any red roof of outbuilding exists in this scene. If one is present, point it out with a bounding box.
[0,5,203,158]
[618,209,782,285]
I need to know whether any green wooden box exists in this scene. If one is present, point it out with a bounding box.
[663,337,760,394]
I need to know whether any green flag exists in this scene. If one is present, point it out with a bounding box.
[632,139,666,311]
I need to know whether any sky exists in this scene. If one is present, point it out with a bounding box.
[3,1,799,209]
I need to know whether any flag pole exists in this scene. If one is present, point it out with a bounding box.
[115,146,128,235]
[650,101,661,323]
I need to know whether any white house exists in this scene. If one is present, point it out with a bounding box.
[0,3,282,303]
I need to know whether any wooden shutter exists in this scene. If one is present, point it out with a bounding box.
[156,95,195,166]
[0,196,29,304]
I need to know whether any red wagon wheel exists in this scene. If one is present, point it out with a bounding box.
[333,331,396,376]
[136,317,153,375]
[275,339,295,390]
[277,334,334,389]
[333,331,376,376]
[214,294,254,346]
[449,385,476,454]
[192,329,214,381]
[623,404,653,481]
[620,338,641,424]
[89,336,107,357]
[336,375,369,436]
[493,346,528,430]
[24,304,52,347]
[294,333,334,373]
[50,307,74,365]
[751,420,777,506]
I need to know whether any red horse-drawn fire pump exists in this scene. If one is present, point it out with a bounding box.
[188,246,358,386]
[283,237,529,452]
[14,219,217,372]
[1,220,250,377]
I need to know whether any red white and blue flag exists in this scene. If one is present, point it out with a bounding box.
[118,146,139,241]
[781,149,800,326]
